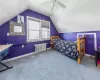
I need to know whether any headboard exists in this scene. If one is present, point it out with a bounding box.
[50,36,59,48]
[50,36,59,42]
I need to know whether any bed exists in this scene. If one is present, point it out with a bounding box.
[50,36,85,64]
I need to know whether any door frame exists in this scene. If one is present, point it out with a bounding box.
[77,33,97,50]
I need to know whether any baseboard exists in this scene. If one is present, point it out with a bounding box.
[2,47,51,63]
[47,47,51,50]
[2,52,36,63]
[85,54,91,57]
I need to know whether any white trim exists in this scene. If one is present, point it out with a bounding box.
[77,33,97,50]
[27,16,41,42]
[27,39,50,43]
[2,52,36,63]
[27,16,50,42]
[2,47,51,63]
[41,19,50,23]
[27,16,29,42]
[27,16,41,21]
[47,47,51,50]
[85,54,91,57]
[41,20,50,40]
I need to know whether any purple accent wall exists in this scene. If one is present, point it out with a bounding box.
[59,31,100,55]
[0,27,1,44]
[85,35,94,55]
[0,9,59,59]
[59,33,77,41]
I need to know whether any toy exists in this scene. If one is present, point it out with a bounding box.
[97,61,100,68]
[97,55,100,68]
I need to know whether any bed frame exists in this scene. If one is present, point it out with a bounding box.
[77,36,85,64]
[50,36,59,48]
[50,36,85,64]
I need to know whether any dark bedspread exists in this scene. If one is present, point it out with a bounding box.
[52,38,78,59]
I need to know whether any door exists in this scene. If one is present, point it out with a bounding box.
[85,35,95,55]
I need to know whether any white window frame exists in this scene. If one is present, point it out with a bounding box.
[41,20,50,40]
[27,16,50,42]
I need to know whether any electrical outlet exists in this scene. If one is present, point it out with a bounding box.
[7,33,9,36]
[22,45,24,48]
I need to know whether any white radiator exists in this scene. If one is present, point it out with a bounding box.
[34,43,47,53]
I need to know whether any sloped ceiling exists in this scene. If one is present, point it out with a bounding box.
[50,0,100,33]
[0,0,100,33]
[0,0,28,25]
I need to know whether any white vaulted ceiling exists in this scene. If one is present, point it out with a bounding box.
[0,0,28,25]
[0,0,100,33]
[50,0,100,33]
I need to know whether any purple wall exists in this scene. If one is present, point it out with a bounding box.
[85,35,94,55]
[0,9,59,59]
[59,31,100,55]
[59,33,77,41]
[0,28,1,44]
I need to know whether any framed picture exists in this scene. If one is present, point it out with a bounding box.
[9,21,25,36]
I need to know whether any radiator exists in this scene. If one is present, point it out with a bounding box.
[34,43,47,53]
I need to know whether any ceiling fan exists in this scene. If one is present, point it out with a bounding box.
[41,0,66,12]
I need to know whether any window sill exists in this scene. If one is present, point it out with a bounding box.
[27,38,50,43]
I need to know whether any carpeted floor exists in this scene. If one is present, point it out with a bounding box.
[0,50,100,80]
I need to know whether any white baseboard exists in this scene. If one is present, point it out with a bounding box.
[2,47,51,63]
[85,54,91,57]
[47,47,51,50]
[2,52,36,63]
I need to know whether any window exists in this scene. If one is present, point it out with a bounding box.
[27,16,50,42]
[41,20,50,39]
